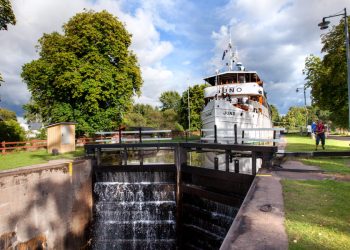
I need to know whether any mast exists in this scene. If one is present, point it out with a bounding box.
[229,28,233,71]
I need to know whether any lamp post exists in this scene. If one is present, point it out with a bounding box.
[318,8,350,129]
[296,86,308,132]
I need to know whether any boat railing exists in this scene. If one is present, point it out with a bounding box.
[201,125,285,145]
[95,129,172,143]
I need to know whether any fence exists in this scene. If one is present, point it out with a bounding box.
[1,140,47,154]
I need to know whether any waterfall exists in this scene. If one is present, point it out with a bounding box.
[92,171,177,250]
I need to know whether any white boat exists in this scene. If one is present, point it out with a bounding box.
[201,39,273,144]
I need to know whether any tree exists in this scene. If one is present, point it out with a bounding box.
[0,0,16,88]
[0,0,16,30]
[0,108,17,121]
[303,17,350,128]
[0,108,26,141]
[178,84,207,130]
[282,106,308,130]
[270,104,280,125]
[159,91,181,111]
[21,10,142,136]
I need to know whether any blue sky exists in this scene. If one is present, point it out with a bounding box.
[0,0,349,123]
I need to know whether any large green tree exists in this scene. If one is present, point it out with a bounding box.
[179,84,207,130]
[21,10,142,135]
[281,106,308,130]
[304,17,350,128]
[159,91,181,111]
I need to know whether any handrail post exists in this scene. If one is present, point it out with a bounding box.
[214,157,219,170]
[119,128,122,144]
[252,151,257,175]
[273,130,277,146]
[225,150,230,172]
[139,127,142,143]
[242,130,245,144]
[234,124,238,144]
[234,159,239,173]
[214,125,217,143]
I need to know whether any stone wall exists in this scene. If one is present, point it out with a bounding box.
[0,159,92,249]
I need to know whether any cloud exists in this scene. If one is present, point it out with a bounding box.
[210,0,350,113]
[0,0,176,116]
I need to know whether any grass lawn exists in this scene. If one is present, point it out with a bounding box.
[284,134,350,152]
[299,157,350,175]
[283,180,350,250]
[0,148,85,171]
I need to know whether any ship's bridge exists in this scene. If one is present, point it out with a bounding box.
[204,82,264,99]
[204,71,263,86]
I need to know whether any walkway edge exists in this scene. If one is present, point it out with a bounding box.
[220,171,288,250]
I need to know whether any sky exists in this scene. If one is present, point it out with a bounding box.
[1,0,350,121]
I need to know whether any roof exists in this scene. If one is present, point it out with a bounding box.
[204,70,262,86]
[46,122,77,128]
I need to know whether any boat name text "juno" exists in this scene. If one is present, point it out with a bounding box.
[219,87,242,94]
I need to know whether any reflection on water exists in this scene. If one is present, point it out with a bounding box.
[100,149,260,174]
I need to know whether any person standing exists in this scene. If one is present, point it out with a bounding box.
[315,120,326,150]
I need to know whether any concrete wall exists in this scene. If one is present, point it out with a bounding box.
[0,159,92,249]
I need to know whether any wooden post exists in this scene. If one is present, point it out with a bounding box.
[234,159,239,173]
[119,128,122,144]
[214,125,218,143]
[252,151,257,175]
[273,130,277,146]
[234,124,238,144]
[242,130,245,144]
[175,145,187,249]
[225,150,230,172]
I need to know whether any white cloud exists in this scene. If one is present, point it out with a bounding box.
[0,0,176,116]
[210,0,350,113]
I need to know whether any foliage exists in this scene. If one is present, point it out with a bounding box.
[281,106,308,130]
[0,0,16,30]
[0,119,26,141]
[303,17,350,128]
[270,104,280,124]
[284,134,350,152]
[21,10,142,136]
[0,148,84,170]
[159,91,181,111]
[0,108,17,121]
[0,0,16,87]
[179,84,207,130]
[283,180,350,250]
[123,104,179,130]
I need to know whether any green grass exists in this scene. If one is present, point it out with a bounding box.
[0,148,85,171]
[283,180,350,250]
[285,134,350,152]
[299,157,350,175]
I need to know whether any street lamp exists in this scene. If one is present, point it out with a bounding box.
[318,8,350,129]
[296,86,308,132]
